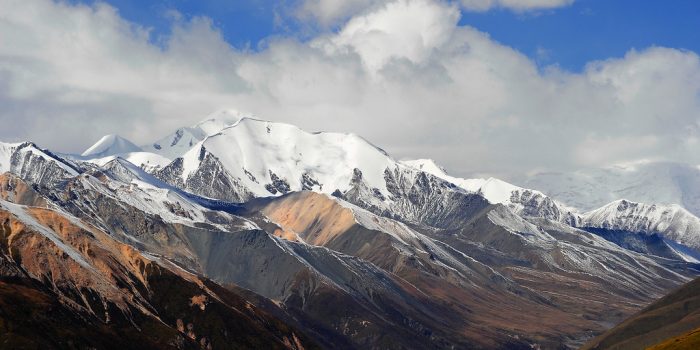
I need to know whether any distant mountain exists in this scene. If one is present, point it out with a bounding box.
[514,161,700,217]
[401,159,700,261]
[87,151,172,173]
[581,200,700,257]
[401,158,579,224]
[75,134,170,172]
[81,134,143,157]
[582,276,700,350]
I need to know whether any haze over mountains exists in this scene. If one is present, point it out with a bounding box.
[1,110,700,349]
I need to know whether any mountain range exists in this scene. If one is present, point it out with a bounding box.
[1,109,700,349]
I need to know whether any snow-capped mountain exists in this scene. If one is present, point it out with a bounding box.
[581,199,700,252]
[153,118,518,234]
[81,134,142,157]
[157,117,395,198]
[147,117,700,252]
[142,109,251,160]
[401,158,579,224]
[515,160,700,217]
[76,134,171,172]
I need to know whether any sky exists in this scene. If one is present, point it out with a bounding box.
[1,0,699,177]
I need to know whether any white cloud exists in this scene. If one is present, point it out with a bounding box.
[295,0,575,26]
[0,0,698,177]
[460,0,575,12]
[0,0,248,145]
[294,0,385,26]
[322,0,460,71]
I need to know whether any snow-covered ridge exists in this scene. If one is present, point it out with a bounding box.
[86,152,171,173]
[400,158,446,176]
[400,158,578,223]
[581,199,700,250]
[402,159,535,201]
[0,141,81,184]
[143,109,253,160]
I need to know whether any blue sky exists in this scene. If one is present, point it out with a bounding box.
[78,0,700,71]
[460,0,700,70]
[72,0,281,48]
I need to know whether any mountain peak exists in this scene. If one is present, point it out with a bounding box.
[144,109,256,160]
[81,134,142,157]
[195,109,254,135]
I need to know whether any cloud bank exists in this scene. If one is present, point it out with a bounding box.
[0,0,698,177]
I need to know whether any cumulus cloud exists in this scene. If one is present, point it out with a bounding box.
[0,0,698,177]
[323,0,460,71]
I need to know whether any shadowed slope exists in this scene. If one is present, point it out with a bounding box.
[582,277,700,350]
[648,327,700,350]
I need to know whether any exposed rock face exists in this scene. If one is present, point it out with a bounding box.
[156,149,254,203]
[343,167,490,230]
[8,142,80,187]
[0,173,47,207]
[509,188,580,225]
[400,159,581,225]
